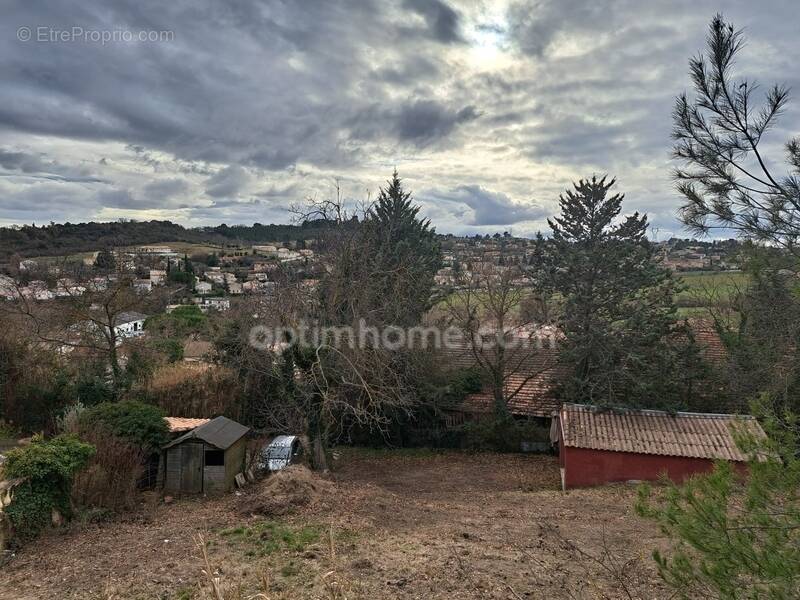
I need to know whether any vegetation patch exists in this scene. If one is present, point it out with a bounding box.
[219,521,323,557]
[2,434,95,542]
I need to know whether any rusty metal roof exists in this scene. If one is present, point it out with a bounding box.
[163,416,249,450]
[164,417,211,433]
[558,403,765,461]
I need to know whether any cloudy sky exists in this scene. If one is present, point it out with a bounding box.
[1,1,798,237]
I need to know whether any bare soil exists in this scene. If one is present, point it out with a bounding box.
[0,450,672,599]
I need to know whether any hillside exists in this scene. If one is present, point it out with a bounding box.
[0,220,335,260]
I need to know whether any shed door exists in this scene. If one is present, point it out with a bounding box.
[181,443,204,493]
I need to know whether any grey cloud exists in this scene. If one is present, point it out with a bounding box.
[0,0,798,236]
[0,148,105,183]
[396,101,479,144]
[142,178,190,199]
[428,185,547,226]
[205,165,252,198]
[345,98,480,147]
[403,0,463,43]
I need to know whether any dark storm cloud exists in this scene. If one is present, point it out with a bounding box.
[0,0,798,233]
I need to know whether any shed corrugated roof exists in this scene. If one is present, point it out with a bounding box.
[558,403,765,461]
[163,416,249,450]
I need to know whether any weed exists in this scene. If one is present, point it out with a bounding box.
[219,521,322,556]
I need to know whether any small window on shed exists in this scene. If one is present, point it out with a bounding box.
[205,450,224,466]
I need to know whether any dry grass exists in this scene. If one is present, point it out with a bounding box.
[72,430,144,512]
[144,363,239,417]
[0,451,671,600]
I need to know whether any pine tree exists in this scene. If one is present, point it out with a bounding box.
[365,171,442,326]
[637,402,800,598]
[543,176,700,409]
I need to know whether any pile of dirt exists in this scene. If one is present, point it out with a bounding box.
[241,465,332,517]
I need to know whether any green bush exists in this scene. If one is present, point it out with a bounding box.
[73,375,115,406]
[79,401,168,454]
[167,270,195,287]
[3,435,95,542]
[145,305,207,338]
[150,338,184,362]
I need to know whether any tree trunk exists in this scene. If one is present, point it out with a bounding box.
[311,434,328,472]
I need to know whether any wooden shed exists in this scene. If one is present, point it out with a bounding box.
[553,403,766,489]
[162,416,249,495]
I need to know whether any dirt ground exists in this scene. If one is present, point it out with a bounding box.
[0,450,673,599]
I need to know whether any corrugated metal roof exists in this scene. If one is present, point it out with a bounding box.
[163,416,249,450]
[164,417,211,433]
[558,403,765,461]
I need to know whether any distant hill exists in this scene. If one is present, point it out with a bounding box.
[0,219,335,260]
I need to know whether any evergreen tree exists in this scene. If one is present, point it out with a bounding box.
[637,401,800,598]
[365,171,442,326]
[183,253,193,274]
[543,176,700,409]
[93,248,116,271]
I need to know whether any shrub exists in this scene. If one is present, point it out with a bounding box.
[3,435,95,542]
[461,417,551,453]
[72,375,115,406]
[79,401,168,454]
[72,430,144,512]
[55,402,85,435]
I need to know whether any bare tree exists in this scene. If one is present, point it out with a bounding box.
[674,14,800,253]
[0,270,149,390]
[443,260,557,418]
[236,176,437,469]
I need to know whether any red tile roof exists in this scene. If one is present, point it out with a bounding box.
[445,320,729,418]
[440,327,563,418]
[164,417,211,433]
[558,403,765,461]
[686,319,728,365]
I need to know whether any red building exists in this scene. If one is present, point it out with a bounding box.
[553,404,766,489]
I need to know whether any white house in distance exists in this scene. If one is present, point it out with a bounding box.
[113,311,147,340]
[0,274,17,300]
[193,296,231,312]
[195,281,212,295]
[133,279,153,294]
[149,269,167,285]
